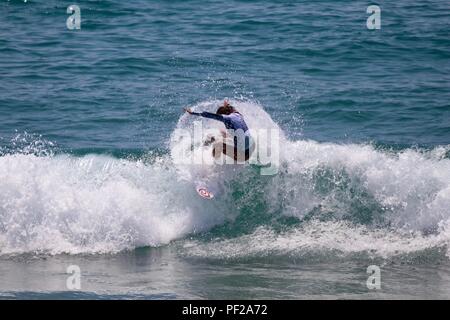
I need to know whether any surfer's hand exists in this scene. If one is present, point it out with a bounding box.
[220,129,227,138]
[184,107,193,114]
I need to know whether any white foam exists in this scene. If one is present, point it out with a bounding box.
[183,220,450,259]
[275,140,450,231]
[0,153,224,255]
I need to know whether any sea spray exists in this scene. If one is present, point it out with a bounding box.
[0,101,449,258]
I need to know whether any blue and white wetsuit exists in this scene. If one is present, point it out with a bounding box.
[191,111,254,153]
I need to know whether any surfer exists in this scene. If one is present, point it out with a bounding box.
[184,101,255,162]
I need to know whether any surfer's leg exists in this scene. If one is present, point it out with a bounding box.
[235,148,252,162]
[213,140,253,163]
[223,143,251,162]
[224,143,237,161]
[211,142,236,161]
[212,141,225,159]
[234,136,256,162]
[244,138,256,161]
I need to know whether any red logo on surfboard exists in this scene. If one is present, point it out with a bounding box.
[196,187,214,199]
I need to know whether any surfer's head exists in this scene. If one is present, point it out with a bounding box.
[216,100,235,115]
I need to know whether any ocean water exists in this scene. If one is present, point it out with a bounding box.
[0,0,449,299]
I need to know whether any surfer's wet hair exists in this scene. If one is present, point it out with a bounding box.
[216,105,235,115]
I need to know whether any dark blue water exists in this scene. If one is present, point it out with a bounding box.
[0,0,449,299]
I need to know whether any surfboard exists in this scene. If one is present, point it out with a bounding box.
[192,134,224,200]
[195,185,215,200]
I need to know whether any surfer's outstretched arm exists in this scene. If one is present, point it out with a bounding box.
[189,111,226,123]
[184,108,227,123]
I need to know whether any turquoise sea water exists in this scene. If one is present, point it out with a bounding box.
[0,0,449,299]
